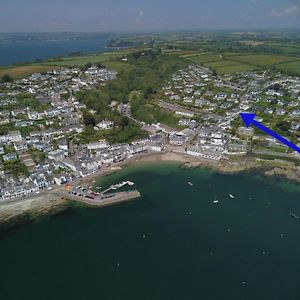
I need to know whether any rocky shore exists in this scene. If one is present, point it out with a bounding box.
[136,152,300,183]
[0,194,68,235]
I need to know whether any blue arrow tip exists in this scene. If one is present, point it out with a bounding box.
[240,113,256,128]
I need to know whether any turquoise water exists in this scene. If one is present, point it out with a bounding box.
[1,162,300,300]
[0,37,111,66]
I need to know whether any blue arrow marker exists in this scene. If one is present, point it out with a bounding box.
[240,113,300,154]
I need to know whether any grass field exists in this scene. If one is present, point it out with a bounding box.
[186,53,222,64]
[0,51,132,79]
[2,48,300,80]
[228,54,300,66]
[0,65,54,79]
[41,51,130,67]
[275,60,300,75]
[181,52,260,74]
[204,60,242,68]
[216,64,259,75]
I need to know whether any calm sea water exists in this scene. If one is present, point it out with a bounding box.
[0,38,110,66]
[1,162,300,300]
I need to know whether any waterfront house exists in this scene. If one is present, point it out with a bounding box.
[169,132,187,146]
[87,140,108,150]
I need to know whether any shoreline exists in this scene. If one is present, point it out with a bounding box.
[0,151,300,235]
[132,152,300,183]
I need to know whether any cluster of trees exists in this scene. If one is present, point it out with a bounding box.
[77,89,146,144]
[0,75,13,83]
[81,62,106,72]
[130,92,178,127]
[104,49,188,102]
[76,49,190,142]
[17,93,50,110]
[3,159,29,177]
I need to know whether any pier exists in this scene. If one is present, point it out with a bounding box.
[101,181,135,194]
[55,189,141,207]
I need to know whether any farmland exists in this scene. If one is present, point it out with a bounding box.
[40,51,132,67]
[1,34,300,80]
[275,60,300,75]
[0,51,133,79]
[227,54,299,66]
[0,65,53,79]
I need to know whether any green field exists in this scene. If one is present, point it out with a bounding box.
[216,64,259,75]
[0,51,133,79]
[179,53,259,74]
[0,65,53,79]
[186,53,222,64]
[228,54,300,66]
[2,46,300,80]
[204,60,242,68]
[275,60,300,75]
[41,51,131,67]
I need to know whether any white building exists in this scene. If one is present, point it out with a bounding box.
[94,120,114,130]
[87,140,108,150]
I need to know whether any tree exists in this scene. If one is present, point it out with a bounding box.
[83,114,96,126]
[276,120,289,132]
[81,62,93,72]
[1,75,13,83]
[96,62,106,69]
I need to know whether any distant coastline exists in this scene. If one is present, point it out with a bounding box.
[0,34,115,67]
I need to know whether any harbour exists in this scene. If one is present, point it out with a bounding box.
[57,189,141,207]
[56,180,141,207]
[1,163,300,300]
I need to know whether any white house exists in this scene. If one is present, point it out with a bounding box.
[87,140,108,150]
[94,120,114,130]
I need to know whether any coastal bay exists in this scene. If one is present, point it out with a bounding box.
[1,151,300,234]
[1,162,300,299]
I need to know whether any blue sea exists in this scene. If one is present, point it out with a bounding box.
[0,36,111,66]
[1,162,300,300]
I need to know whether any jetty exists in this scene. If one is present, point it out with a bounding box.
[52,180,140,208]
[102,181,135,194]
[55,189,141,207]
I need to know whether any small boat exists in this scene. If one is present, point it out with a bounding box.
[229,194,235,199]
[188,182,194,186]
[127,181,135,186]
[213,200,219,204]
[289,213,300,220]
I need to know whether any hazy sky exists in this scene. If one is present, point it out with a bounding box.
[1,0,300,32]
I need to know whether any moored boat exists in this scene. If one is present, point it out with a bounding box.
[289,213,299,220]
